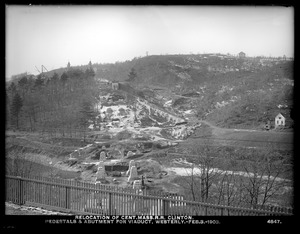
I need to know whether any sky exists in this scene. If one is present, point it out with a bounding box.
[5,5,294,79]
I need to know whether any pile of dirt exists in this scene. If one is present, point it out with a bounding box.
[136,159,166,179]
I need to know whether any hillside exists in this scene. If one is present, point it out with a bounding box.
[128,55,294,130]
[113,54,294,130]
[201,62,294,129]
[7,53,294,130]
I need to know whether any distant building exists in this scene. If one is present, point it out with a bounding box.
[97,78,111,89]
[239,51,246,58]
[112,82,119,90]
[67,61,71,70]
[275,113,285,129]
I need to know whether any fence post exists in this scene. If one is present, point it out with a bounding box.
[108,192,112,215]
[65,186,71,209]
[163,198,169,215]
[18,177,25,205]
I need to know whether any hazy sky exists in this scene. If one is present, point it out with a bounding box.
[6,5,294,78]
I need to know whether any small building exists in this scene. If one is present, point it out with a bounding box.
[275,113,285,129]
[112,82,119,90]
[67,61,71,70]
[239,51,246,58]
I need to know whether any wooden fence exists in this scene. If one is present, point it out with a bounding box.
[6,174,293,216]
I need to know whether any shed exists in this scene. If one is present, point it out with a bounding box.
[111,82,119,90]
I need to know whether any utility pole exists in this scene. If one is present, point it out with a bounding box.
[42,65,48,73]
[35,65,48,78]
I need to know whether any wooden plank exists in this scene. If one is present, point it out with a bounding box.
[43,177,48,206]
[72,180,76,212]
[7,178,11,202]
[76,180,82,212]
[10,178,13,203]
[58,178,62,208]
[72,180,77,212]
[125,190,128,215]
[36,175,40,204]
[15,178,18,204]
[84,181,88,212]
[36,175,39,204]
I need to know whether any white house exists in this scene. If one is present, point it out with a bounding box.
[275,113,285,129]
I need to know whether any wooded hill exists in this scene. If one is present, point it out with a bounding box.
[6,53,294,130]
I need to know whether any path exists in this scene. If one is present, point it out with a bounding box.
[197,120,293,138]
[198,120,276,135]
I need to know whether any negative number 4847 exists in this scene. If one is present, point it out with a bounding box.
[267,220,282,224]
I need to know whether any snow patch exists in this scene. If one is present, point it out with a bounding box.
[166,165,290,182]
[184,110,194,114]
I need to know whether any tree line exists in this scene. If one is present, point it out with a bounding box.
[6,65,99,132]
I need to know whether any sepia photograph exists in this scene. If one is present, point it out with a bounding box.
[4,4,294,226]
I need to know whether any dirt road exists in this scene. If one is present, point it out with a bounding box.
[198,120,292,135]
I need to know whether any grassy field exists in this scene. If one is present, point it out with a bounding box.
[190,121,293,150]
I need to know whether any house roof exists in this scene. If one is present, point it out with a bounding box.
[275,113,285,119]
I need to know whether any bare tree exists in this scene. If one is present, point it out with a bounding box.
[216,171,242,207]
[6,147,34,177]
[240,145,289,209]
[182,143,223,203]
[181,142,290,209]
